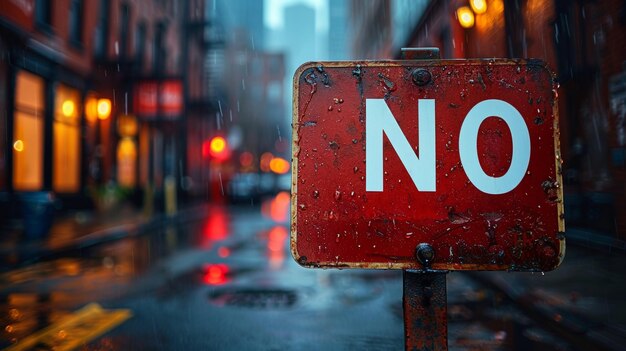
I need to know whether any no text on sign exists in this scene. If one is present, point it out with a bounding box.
[291,59,564,271]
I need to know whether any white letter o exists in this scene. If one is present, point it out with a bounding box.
[459,99,530,194]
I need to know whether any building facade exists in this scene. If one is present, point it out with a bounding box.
[0,0,212,219]
[351,0,626,239]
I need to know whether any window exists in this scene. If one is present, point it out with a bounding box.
[94,0,109,57]
[117,138,137,187]
[35,0,52,29]
[13,71,45,191]
[135,22,146,64]
[53,85,81,192]
[154,22,166,73]
[69,0,83,45]
[267,81,282,103]
[119,3,130,58]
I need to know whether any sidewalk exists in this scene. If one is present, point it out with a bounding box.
[469,243,626,351]
[0,203,206,271]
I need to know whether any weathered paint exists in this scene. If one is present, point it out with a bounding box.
[291,59,564,271]
[403,271,447,350]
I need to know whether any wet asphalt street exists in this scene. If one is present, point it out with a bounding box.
[0,193,621,350]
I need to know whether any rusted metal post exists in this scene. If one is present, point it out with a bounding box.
[401,48,448,351]
[403,270,448,350]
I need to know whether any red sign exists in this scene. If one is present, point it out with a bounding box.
[134,81,158,117]
[291,59,564,271]
[134,80,183,118]
[160,80,183,117]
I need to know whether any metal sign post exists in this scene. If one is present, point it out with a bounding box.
[403,269,447,350]
[401,48,448,351]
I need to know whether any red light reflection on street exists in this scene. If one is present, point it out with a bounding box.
[267,226,288,269]
[202,207,229,248]
[202,264,230,285]
[261,191,290,223]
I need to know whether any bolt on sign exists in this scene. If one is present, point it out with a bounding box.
[291,59,564,271]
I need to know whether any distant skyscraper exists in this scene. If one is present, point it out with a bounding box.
[280,3,317,142]
[284,4,316,69]
[328,0,350,60]
[212,0,265,49]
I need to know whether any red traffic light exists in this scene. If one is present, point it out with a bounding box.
[203,136,230,162]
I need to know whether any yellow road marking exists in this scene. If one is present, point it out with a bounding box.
[4,303,132,351]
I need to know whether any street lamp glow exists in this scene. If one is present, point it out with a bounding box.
[62,100,75,117]
[470,0,487,14]
[85,97,98,122]
[97,99,112,120]
[457,6,475,28]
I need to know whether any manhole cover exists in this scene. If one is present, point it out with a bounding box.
[208,288,297,309]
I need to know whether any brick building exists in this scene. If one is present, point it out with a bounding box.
[351,0,626,239]
[0,0,213,219]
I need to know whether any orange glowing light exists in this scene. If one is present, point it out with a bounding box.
[97,99,112,120]
[118,114,138,137]
[269,157,290,174]
[117,137,137,187]
[457,6,475,28]
[470,0,487,14]
[491,0,504,13]
[85,96,98,123]
[267,226,288,252]
[203,264,229,285]
[13,140,24,152]
[62,100,75,117]
[261,191,290,222]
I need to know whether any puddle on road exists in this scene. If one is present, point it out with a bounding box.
[208,288,298,309]
[0,292,76,348]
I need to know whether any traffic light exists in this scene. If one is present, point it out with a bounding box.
[203,136,230,162]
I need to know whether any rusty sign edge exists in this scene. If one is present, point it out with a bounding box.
[290,59,564,271]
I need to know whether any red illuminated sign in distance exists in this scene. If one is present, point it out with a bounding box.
[291,60,564,271]
[134,81,158,117]
[134,80,183,119]
[160,80,183,117]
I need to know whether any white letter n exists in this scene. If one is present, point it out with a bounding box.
[366,99,436,192]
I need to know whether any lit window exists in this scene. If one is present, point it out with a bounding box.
[53,84,81,192]
[13,71,45,191]
[117,137,137,187]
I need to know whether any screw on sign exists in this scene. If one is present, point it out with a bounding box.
[290,48,564,350]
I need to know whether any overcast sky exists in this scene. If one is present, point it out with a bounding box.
[264,0,329,33]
